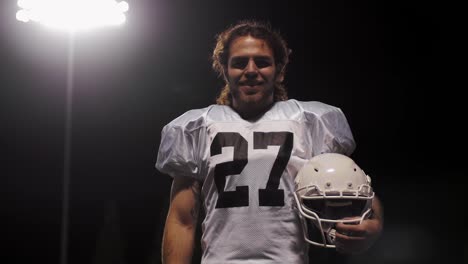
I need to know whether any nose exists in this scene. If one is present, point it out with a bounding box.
[245,59,258,78]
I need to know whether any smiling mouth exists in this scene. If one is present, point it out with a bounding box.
[240,82,262,86]
[240,85,260,94]
[239,83,263,89]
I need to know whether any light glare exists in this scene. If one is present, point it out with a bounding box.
[16,0,129,32]
[16,9,30,22]
[118,2,129,12]
[17,0,35,9]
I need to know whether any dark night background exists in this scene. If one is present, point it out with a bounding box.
[1,0,459,263]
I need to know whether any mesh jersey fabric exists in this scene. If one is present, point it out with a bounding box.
[156,99,355,263]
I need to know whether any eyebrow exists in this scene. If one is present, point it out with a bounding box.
[230,55,273,61]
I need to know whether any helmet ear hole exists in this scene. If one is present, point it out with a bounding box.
[314,168,318,172]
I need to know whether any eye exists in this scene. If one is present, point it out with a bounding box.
[254,58,272,68]
[230,58,248,69]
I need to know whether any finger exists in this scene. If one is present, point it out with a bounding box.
[335,231,366,241]
[336,223,366,236]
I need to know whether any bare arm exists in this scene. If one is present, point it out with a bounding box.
[162,175,201,264]
[335,195,384,254]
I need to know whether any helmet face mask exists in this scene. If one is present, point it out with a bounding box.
[294,153,374,248]
[302,198,369,220]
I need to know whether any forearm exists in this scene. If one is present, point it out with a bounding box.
[162,217,196,264]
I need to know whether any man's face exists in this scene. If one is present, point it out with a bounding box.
[226,36,283,113]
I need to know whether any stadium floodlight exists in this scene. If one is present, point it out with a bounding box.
[15,1,129,264]
[16,0,129,32]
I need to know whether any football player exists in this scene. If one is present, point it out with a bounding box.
[156,20,383,263]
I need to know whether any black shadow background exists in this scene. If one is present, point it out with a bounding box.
[1,0,459,263]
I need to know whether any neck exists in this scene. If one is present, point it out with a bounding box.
[233,101,274,120]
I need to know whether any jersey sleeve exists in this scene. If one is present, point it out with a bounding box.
[155,110,206,180]
[319,107,356,155]
[301,101,356,156]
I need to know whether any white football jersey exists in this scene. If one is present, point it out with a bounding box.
[156,99,355,264]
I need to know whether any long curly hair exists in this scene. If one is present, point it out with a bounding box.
[212,20,291,105]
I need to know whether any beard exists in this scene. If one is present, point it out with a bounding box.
[231,83,274,105]
[229,84,275,119]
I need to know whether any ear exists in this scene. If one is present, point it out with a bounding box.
[276,65,285,83]
[222,69,230,83]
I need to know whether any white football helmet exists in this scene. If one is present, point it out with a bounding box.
[294,153,374,248]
